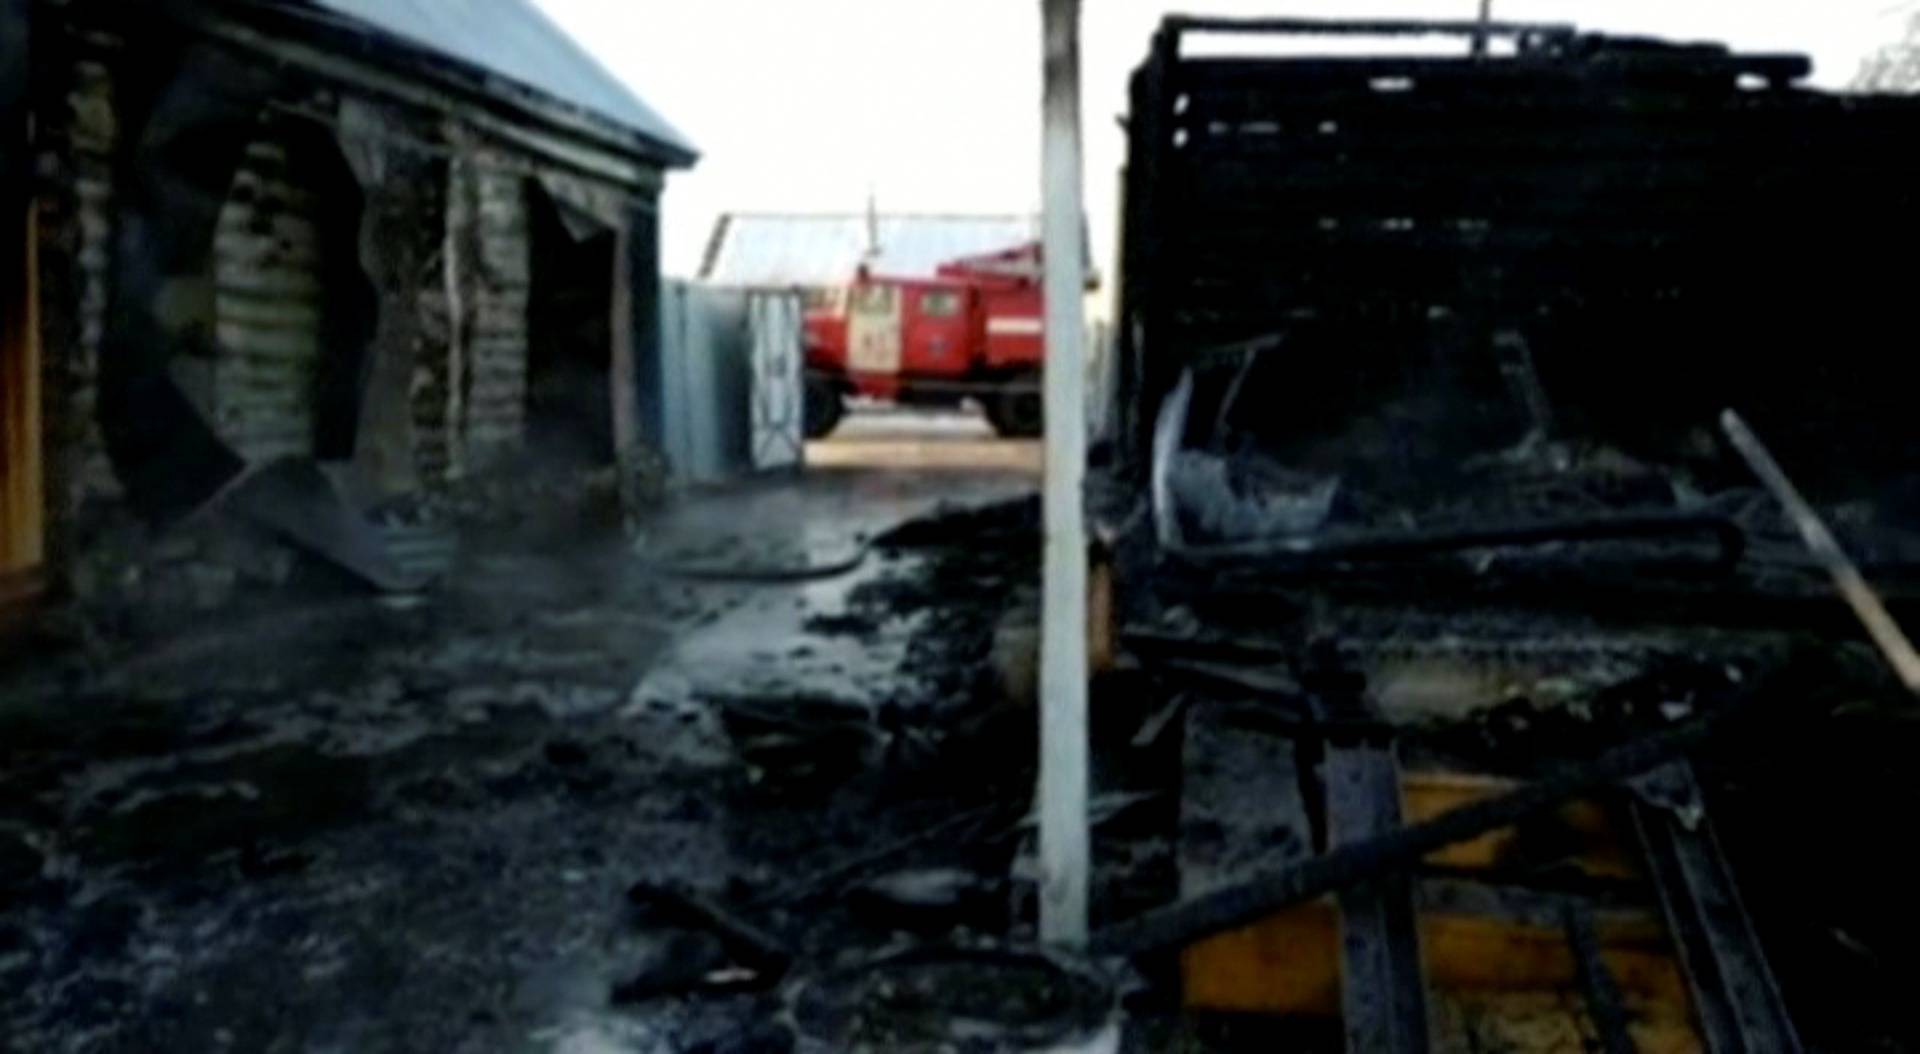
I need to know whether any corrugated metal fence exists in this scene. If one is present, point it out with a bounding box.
[658,283,803,483]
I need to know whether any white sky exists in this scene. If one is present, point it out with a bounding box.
[535,1,1912,281]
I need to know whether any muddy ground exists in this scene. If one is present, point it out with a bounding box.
[11,408,1920,1053]
[0,433,1070,1053]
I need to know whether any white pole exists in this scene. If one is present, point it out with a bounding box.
[1038,0,1090,947]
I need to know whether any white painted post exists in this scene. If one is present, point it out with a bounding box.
[1038,0,1090,947]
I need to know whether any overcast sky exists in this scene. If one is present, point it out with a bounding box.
[535,1,1913,280]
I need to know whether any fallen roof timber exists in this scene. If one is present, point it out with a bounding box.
[1095,676,1791,957]
[1174,699,1702,1047]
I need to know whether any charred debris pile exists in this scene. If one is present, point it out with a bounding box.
[1076,14,1920,1052]
[640,21,1920,1050]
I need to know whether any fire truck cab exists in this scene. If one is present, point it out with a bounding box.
[803,243,1047,439]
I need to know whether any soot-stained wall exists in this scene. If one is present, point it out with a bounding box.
[27,3,667,602]
[1116,24,1920,499]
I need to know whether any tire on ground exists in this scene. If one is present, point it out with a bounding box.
[985,377,1044,438]
[804,376,845,440]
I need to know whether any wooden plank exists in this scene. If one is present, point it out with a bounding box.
[1166,92,1919,139]
[1630,762,1802,1053]
[215,269,325,300]
[1088,555,1116,675]
[1184,897,1342,1013]
[1182,891,1696,1026]
[214,237,324,272]
[215,327,324,363]
[1,201,42,579]
[1177,715,1676,1042]
[0,567,44,632]
[1441,990,1702,1054]
[1405,772,1640,880]
[1168,53,1808,85]
[1328,745,1432,1051]
[212,298,325,332]
[1722,409,1920,696]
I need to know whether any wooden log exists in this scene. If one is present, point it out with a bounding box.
[1721,408,1920,695]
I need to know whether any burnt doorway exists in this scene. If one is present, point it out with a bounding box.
[526,184,616,466]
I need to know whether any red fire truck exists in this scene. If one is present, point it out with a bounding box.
[803,242,1046,438]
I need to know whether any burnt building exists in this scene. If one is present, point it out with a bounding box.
[1,0,695,616]
[1093,16,1920,1051]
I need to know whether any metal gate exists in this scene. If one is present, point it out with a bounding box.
[660,283,806,483]
[747,291,803,472]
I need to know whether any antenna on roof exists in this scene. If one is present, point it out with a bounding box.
[1472,0,1493,57]
[864,185,880,261]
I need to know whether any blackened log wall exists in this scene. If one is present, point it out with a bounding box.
[1118,29,1920,491]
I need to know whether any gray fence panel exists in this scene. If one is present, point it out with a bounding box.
[659,282,766,484]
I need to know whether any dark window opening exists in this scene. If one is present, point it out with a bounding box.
[850,282,898,316]
[526,184,617,466]
[920,289,963,317]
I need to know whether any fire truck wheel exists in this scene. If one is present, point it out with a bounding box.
[804,377,845,440]
[987,384,1044,438]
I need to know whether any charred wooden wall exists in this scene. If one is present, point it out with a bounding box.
[23,2,664,601]
[191,110,364,466]
[448,137,534,471]
[329,101,438,498]
[1117,26,1920,495]
[34,22,119,539]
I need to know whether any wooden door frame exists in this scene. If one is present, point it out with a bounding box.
[2,199,44,606]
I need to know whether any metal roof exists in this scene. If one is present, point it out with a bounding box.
[699,213,1041,288]
[306,0,696,163]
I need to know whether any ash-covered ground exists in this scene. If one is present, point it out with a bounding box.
[0,444,1059,1053]
[11,407,1920,1054]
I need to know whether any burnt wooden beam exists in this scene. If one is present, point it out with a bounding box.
[1165,511,1746,569]
[1723,409,1920,695]
[1629,763,1802,1054]
[1564,903,1638,1054]
[1173,54,1811,87]
[1091,685,1791,958]
[1162,16,1578,40]
[1327,745,1432,1053]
